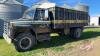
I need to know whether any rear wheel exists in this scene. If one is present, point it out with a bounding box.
[13,32,37,52]
[70,28,83,39]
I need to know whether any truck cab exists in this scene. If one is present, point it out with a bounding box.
[3,3,55,52]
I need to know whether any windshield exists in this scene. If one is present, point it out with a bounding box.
[23,10,35,19]
[23,8,49,21]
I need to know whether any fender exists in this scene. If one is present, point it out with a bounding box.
[13,25,37,38]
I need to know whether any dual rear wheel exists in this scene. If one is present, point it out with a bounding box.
[70,28,83,39]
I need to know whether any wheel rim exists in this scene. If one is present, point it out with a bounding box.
[19,37,32,50]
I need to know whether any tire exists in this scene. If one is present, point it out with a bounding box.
[70,28,83,39]
[13,32,37,52]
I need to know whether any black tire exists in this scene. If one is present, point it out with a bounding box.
[13,32,37,52]
[70,28,83,39]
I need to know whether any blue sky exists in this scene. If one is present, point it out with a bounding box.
[24,0,100,16]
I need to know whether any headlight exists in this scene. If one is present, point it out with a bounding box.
[10,22,15,28]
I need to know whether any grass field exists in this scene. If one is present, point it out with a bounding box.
[0,28,100,56]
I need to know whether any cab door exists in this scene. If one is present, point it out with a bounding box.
[49,11,54,29]
[33,9,51,33]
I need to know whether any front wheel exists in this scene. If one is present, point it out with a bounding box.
[70,28,83,39]
[13,32,37,52]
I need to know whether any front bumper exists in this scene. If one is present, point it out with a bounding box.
[3,33,12,44]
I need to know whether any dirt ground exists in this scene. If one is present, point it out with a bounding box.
[41,37,100,56]
[81,38,100,56]
[66,37,100,56]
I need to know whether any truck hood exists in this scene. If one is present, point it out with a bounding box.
[10,19,50,26]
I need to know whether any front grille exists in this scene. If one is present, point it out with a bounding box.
[4,22,9,35]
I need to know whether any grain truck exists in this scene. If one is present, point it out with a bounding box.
[3,2,89,52]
